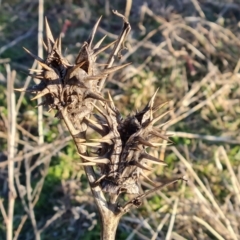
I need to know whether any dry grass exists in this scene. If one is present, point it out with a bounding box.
[0,0,240,239]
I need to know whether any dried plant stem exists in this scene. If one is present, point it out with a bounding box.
[6,64,17,240]
[100,212,121,240]
[193,216,225,240]
[219,146,240,204]
[0,199,8,227]
[37,0,44,144]
[167,131,239,144]
[166,198,179,240]
[16,60,38,113]
[124,0,132,21]
[57,12,131,239]
[190,0,205,18]
[60,108,118,239]
[17,10,180,239]
[13,215,28,240]
[0,27,35,55]
[25,157,40,240]
[98,11,131,91]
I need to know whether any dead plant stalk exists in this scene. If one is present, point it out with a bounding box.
[6,64,17,240]
[16,11,182,239]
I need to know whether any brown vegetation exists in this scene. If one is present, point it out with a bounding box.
[0,0,240,240]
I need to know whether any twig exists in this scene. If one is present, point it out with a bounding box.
[190,0,205,18]
[37,0,44,145]
[6,64,17,240]
[31,157,52,211]
[0,132,34,149]
[0,198,8,225]
[171,232,188,240]
[166,198,179,240]
[180,68,218,109]
[14,162,32,238]
[104,0,110,17]
[0,26,35,55]
[167,131,240,144]
[0,137,71,168]
[13,215,28,240]
[98,10,131,91]
[121,178,183,213]
[193,216,225,240]
[0,58,10,64]
[25,155,40,240]
[14,150,54,238]
[151,213,170,240]
[16,124,39,143]
[120,26,161,63]
[219,146,240,204]
[124,0,132,21]
[38,208,67,234]
[16,60,38,113]
[125,218,148,240]
[29,141,68,172]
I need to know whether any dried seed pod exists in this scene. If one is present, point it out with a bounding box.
[17,17,128,134]
[86,91,171,195]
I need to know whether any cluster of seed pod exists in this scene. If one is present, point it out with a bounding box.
[17,16,172,197]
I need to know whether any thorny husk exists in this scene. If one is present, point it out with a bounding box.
[17,11,183,240]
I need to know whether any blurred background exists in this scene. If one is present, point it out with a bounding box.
[0,0,240,239]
